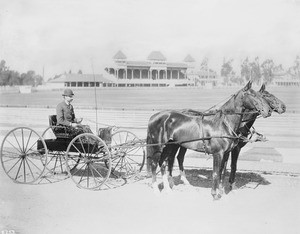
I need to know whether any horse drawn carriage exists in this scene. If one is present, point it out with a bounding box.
[0,82,286,199]
[0,115,146,190]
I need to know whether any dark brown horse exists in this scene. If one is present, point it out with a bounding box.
[146,81,271,200]
[219,84,286,191]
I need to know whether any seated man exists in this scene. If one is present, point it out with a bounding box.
[56,88,92,138]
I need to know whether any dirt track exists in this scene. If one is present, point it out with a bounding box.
[1,166,300,234]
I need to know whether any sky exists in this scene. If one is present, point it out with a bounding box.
[0,0,300,80]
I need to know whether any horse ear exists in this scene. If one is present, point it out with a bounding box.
[259,83,266,92]
[243,80,252,91]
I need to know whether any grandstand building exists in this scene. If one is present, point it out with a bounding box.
[47,50,219,88]
[104,50,194,87]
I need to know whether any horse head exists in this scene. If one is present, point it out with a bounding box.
[238,81,272,118]
[259,84,286,114]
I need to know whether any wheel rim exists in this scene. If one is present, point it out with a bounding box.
[0,127,47,183]
[110,130,145,178]
[42,126,56,140]
[65,133,111,190]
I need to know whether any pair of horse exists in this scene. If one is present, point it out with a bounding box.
[146,81,286,200]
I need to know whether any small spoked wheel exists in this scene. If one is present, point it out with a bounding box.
[65,133,111,190]
[0,127,48,184]
[109,130,145,178]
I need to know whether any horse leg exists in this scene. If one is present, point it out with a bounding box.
[229,147,241,191]
[177,147,190,185]
[211,153,223,200]
[159,141,178,192]
[167,151,176,188]
[150,151,161,194]
[219,151,229,194]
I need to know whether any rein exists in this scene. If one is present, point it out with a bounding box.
[114,134,255,152]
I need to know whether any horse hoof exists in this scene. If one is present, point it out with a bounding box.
[213,193,222,201]
[219,187,224,195]
[230,183,238,190]
[168,179,175,188]
[181,178,191,185]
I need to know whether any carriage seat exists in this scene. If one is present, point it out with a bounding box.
[49,115,71,139]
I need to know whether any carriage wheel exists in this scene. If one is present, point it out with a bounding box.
[110,130,145,178]
[41,127,72,176]
[0,127,48,184]
[65,133,111,190]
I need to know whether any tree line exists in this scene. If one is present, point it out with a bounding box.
[0,60,43,86]
[221,56,300,85]
[1,55,300,87]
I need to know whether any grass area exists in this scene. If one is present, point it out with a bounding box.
[0,86,299,112]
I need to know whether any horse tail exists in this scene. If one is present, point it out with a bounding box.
[146,129,152,175]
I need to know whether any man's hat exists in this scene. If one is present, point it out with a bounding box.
[62,89,74,96]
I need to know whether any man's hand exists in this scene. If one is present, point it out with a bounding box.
[76,118,83,124]
[71,123,78,128]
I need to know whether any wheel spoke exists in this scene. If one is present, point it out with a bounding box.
[24,157,36,179]
[111,157,122,172]
[89,163,105,179]
[69,155,80,163]
[26,157,43,173]
[12,131,23,153]
[87,164,90,188]
[70,143,83,156]
[7,157,22,174]
[78,164,88,185]
[23,158,26,182]
[24,130,33,153]
[15,158,23,180]
[59,156,64,172]
[21,128,25,152]
[25,141,38,155]
[5,139,22,155]
[52,156,58,171]
[3,156,20,163]
[89,165,99,186]
[70,161,86,176]
[78,137,87,155]
[125,155,141,165]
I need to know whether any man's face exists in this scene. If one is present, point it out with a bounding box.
[64,95,74,103]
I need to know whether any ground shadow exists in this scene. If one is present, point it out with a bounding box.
[170,168,271,193]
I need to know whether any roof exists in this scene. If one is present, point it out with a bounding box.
[126,60,151,67]
[113,50,127,60]
[184,54,195,63]
[167,62,188,69]
[48,74,115,83]
[147,51,167,61]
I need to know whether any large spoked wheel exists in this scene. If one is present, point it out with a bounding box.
[65,133,111,190]
[0,127,48,184]
[110,130,145,178]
